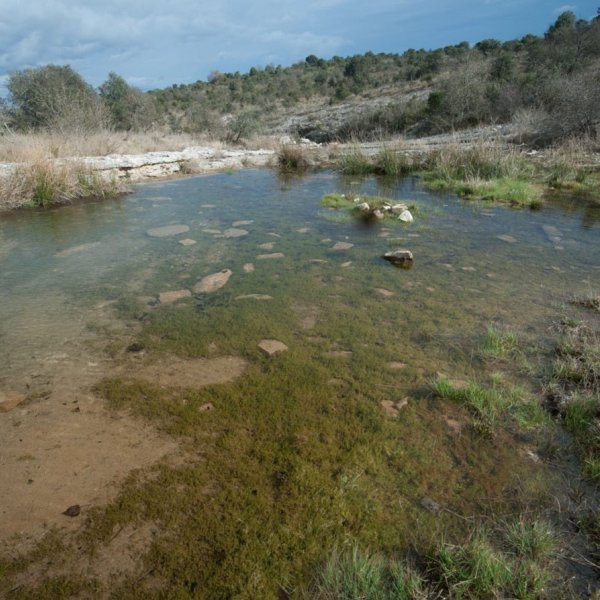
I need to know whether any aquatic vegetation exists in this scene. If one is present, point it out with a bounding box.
[336,148,375,175]
[482,325,520,360]
[310,547,426,599]
[277,144,312,173]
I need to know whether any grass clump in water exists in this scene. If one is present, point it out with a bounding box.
[311,547,426,599]
[482,325,520,360]
[546,319,600,485]
[277,144,312,173]
[336,148,375,175]
[0,160,126,210]
[421,143,544,209]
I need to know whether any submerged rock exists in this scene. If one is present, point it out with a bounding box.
[259,242,275,250]
[0,390,26,413]
[223,228,249,238]
[233,220,254,227]
[375,288,395,298]
[331,241,354,251]
[420,496,441,514]
[258,339,289,356]
[193,269,233,293]
[382,250,413,268]
[235,294,273,301]
[146,224,190,237]
[257,252,285,260]
[178,238,197,246]
[159,289,192,304]
[243,263,255,273]
[497,234,517,243]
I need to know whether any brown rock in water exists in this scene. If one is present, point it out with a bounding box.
[193,269,233,293]
[158,289,192,304]
[258,340,289,356]
[243,263,255,273]
[223,228,249,238]
[146,224,190,237]
[178,238,197,246]
[257,253,285,260]
[375,288,395,298]
[62,504,81,517]
[382,250,413,269]
[235,294,273,301]
[0,391,26,413]
[331,241,354,251]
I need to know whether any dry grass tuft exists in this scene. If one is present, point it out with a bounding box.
[0,160,128,210]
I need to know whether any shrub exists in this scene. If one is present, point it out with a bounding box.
[277,145,311,173]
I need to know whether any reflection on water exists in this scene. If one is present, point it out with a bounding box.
[0,170,599,396]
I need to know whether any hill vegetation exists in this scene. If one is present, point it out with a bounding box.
[1,10,599,147]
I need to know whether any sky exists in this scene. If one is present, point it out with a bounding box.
[0,0,598,94]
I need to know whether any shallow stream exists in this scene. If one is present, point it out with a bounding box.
[1,170,599,595]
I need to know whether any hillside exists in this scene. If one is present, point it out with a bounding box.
[1,10,599,147]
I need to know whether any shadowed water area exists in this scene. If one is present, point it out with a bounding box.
[1,170,599,596]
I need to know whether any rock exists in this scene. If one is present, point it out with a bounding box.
[542,224,562,244]
[381,398,409,418]
[62,504,81,517]
[341,261,352,268]
[386,362,407,370]
[391,203,408,214]
[199,403,215,412]
[223,228,248,238]
[257,253,285,260]
[202,229,222,235]
[259,242,275,250]
[375,288,395,298]
[193,269,233,293]
[296,227,310,233]
[497,234,516,243]
[382,250,413,268]
[357,202,370,211]
[201,204,216,208]
[325,350,353,358]
[461,266,476,272]
[258,339,289,356]
[373,209,385,220]
[233,220,254,227]
[243,263,255,273]
[235,294,273,301]
[146,224,190,237]
[309,259,328,264]
[159,289,192,304]
[0,391,26,413]
[178,238,197,246]
[55,242,100,257]
[331,242,354,251]
[398,209,413,223]
[268,233,282,238]
[420,496,441,514]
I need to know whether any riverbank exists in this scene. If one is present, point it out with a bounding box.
[1,129,599,212]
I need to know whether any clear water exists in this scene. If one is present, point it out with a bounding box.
[1,170,598,398]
